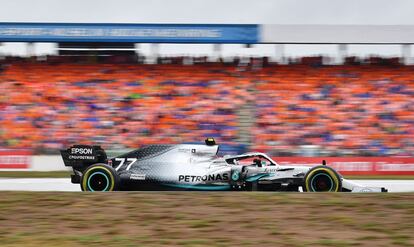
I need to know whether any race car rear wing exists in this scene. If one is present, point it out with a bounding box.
[60,145,107,170]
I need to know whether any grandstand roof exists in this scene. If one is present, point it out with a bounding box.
[262,25,414,44]
[2,23,414,44]
[0,23,258,43]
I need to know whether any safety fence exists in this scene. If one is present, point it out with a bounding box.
[274,157,414,176]
[0,150,31,169]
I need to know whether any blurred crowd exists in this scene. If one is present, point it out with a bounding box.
[253,65,414,156]
[0,56,413,156]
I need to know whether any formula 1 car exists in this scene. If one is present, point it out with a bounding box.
[60,138,387,192]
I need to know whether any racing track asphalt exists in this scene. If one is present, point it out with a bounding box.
[0,178,413,192]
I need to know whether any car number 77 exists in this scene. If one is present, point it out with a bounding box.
[115,158,138,171]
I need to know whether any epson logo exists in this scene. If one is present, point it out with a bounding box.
[71,148,93,155]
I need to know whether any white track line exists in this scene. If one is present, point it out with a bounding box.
[0,178,80,191]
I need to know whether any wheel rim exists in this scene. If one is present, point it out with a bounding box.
[87,171,110,191]
[310,173,334,192]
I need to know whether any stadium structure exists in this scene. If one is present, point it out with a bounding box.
[0,22,414,175]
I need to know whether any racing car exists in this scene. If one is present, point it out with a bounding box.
[60,138,387,192]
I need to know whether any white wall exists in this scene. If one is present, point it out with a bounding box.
[262,25,414,44]
[1,42,411,64]
[348,44,402,58]
[0,42,57,57]
[31,156,70,171]
[284,44,338,61]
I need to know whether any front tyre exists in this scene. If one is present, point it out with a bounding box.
[303,166,342,192]
[81,164,119,191]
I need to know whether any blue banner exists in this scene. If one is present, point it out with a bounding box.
[0,23,258,43]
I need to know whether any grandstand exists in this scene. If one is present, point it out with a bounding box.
[1,55,413,156]
[0,11,414,157]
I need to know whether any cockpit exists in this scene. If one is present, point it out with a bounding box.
[225,153,278,167]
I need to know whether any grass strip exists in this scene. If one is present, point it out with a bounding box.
[0,192,413,246]
[0,171,71,178]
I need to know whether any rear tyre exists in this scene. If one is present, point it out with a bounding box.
[81,164,119,191]
[303,166,342,192]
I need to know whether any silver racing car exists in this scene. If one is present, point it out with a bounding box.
[60,138,387,192]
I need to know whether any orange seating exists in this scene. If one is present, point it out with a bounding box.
[0,60,413,156]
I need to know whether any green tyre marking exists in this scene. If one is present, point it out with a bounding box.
[87,171,110,191]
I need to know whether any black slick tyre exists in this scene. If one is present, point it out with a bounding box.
[303,165,342,192]
[80,164,119,191]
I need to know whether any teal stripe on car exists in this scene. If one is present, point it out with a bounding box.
[245,173,270,182]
